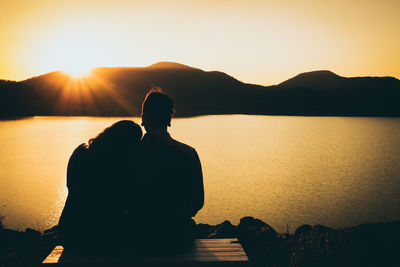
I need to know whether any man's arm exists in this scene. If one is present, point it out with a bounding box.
[187,149,204,217]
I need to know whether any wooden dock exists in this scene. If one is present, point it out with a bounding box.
[42,238,249,266]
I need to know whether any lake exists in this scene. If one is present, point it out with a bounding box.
[0,115,399,233]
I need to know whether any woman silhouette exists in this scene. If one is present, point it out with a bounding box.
[58,120,142,253]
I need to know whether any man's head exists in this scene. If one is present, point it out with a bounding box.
[141,88,174,132]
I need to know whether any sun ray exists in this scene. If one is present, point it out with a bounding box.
[52,69,138,116]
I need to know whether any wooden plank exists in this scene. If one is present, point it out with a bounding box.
[196,239,239,243]
[43,258,249,266]
[42,239,249,265]
[195,239,238,243]
[49,244,243,250]
[48,246,245,253]
[56,244,243,250]
[42,247,63,264]
[167,256,249,262]
[174,252,246,257]
[48,242,240,250]
[45,251,247,262]
[190,247,245,252]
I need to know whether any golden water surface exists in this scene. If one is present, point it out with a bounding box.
[0,115,399,233]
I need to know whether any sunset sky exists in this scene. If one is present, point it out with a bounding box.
[1,0,399,85]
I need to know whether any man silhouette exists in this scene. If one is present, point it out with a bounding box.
[137,88,204,253]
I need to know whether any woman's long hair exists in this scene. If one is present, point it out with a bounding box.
[88,120,142,156]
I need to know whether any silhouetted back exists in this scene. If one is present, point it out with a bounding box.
[137,132,204,251]
[58,120,142,253]
[137,89,204,254]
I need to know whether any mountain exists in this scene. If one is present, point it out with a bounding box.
[0,63,399,117]
[279,70,399,90]
[147,61,197,70]
[279,70,344,89]
[274,70,400,115]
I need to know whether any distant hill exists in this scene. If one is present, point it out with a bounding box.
[279,70,344,89]
[0,63,399,117]
[279,70,399,90]
[147,61,197,70]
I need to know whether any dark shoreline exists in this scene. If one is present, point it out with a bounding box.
[1,217,399,266]
[2,66,400,118]
[1,113,400,121]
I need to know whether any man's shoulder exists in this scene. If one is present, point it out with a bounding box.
[141,132,199,158]
[169,138,198,157]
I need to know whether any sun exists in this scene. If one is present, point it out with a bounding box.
[59,50,97,78]
[63,66,93,78]
[35,22,108,79]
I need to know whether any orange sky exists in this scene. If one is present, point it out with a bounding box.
[0,0,399,85]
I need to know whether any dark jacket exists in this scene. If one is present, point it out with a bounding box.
[137,132,204,246]
[58,144,136,252]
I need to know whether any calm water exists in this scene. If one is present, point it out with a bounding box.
[0,115,399,233]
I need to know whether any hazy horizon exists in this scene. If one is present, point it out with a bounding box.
[1,62,400,86]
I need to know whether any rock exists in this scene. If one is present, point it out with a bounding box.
[195,221,237,238]
[207,220,237,238]
[312,224,332,234]
[21,228,41,263]
[0,215,4,230]
[43,225,58,234]
[0,227,42,265]
[238,216,277,242]
[294,224,312,237]
[237,217,279,266]
[195,223,213,238]
[25,228,41,236]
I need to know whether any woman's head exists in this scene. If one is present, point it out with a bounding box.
[88,120,142,154]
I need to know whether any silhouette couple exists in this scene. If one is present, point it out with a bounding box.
[58,89,204,255]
